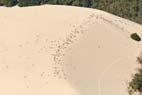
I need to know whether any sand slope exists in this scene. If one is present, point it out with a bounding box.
[0,5,142,95]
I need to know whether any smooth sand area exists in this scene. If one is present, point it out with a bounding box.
[0,5,142,95]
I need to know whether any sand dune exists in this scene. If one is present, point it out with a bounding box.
[0,5,142,95]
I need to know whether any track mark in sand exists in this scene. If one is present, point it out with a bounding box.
[50,13,96,80]
[97,55,134,95]
[50,12,125,80]
[51,28,85,79]
[87,13,131,39]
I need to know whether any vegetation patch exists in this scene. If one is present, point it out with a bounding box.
[128,53,142,95]
[18,0,41,7]
[0,0,17,7]
[130,33,141,41]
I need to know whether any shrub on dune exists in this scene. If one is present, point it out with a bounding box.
[128,53,142,95]
[130,33,141,41]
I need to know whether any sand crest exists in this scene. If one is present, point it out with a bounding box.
[0,5,142,95]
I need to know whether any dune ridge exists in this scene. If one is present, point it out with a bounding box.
[0,5,142,95]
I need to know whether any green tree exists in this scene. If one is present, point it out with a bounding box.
[72,0,80,6]
[18,0,42,7]
[80,0,93,7]
[128,53,142,95]
[0,0,17,7]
